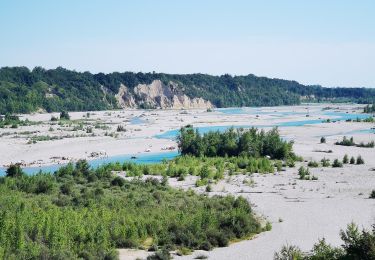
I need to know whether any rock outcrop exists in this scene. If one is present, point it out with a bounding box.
[115,80,213,109]
[115,84,136,108]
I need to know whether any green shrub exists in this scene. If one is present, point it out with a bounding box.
[350,156,355,164]
[117,125,126,132]
[111,176,125,187]
[274,245,304,260]
[274,161,283,171]
[357,140,374,148]
[287,159,295,168]
[356,155,365,164]
[335,136,355,146]
[321,158,330,167]
[5,164,25,177]
[265,221,272,231]
[307,161,319,167]
[147,249,171,260]
[343,154,349,164]
[275,222,375,260]
[176,247,192,256]
[298,166,310,180]
[332,159,343,168]
[60,111,70,120]
[199,165,212,179]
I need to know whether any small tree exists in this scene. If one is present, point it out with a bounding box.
[321,158,330,167]
[356,155,364,165]
[298,166,310,180]
[6,164,25,177]
[320,136,326,143]
[199,165,211,179]
[60,111,70,120]
[308,161,319,167]
[349,156,355,164]
[274,245,304,260]
[117,125,126,132]
[343,154,349,164]
[332,159,343,168]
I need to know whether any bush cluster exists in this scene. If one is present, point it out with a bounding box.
[178,126,295,160]
[274,222,375,259]
[0,161,262,259]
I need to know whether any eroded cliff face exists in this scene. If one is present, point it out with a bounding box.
[115,84,136,108]
[115,80,213,109]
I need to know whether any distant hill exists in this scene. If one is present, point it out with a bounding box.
[0,66,374,114]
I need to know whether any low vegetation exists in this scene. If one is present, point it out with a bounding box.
[332,159,343,168]
[0,162,262,259]
[0,114,36,128]
[335,136,374,148]
[109,155,281,188]
[274,222,375,259]
[307,161,319,168]
[321,158,331,167]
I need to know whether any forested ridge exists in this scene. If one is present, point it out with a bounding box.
[1,66,374,114]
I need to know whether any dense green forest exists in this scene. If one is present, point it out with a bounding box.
[1,66,375,114]
[0,161,262,259]
[177,126,295,160]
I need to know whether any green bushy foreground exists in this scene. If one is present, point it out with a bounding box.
[0,162,262,259]
[274,223,375,260]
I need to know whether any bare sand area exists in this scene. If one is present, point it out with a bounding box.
[1,104,374,259]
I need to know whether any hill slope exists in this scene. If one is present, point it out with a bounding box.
[0,66,374,114]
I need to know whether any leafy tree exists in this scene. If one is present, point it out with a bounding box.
[275,223,375,259]
[59,111,70,120]
[6,164,25,177]
[332,159,343,168]
[356,155,365,165]
[178,126,293,160]
[343,154,349,164]
[350,156,356,164]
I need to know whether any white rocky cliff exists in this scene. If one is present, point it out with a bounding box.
[115,80,213,109]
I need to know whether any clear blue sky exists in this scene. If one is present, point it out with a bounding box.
[1,0,374,87]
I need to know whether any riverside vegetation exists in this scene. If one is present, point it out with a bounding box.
[335,136,375,148]
[0,161,263,259]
